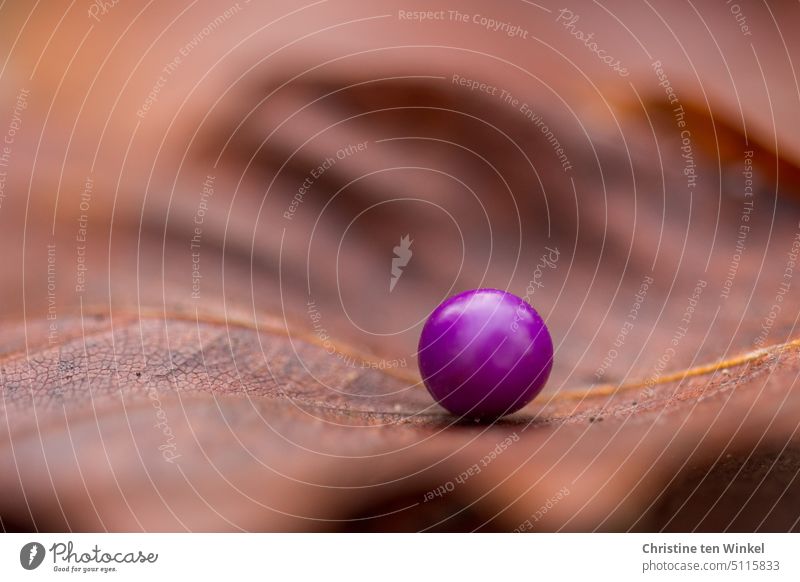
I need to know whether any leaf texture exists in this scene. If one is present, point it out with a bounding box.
[2,0,800,532]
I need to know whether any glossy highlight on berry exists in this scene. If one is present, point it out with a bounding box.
[418,288,553,418]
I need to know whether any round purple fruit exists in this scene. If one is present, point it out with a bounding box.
[418,289,553,418]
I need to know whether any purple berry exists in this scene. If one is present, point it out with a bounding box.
[418,288,553,418]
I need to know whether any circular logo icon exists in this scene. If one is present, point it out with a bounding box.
[19,542,46,570]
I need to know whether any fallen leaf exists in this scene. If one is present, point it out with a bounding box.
[2,0,800,532]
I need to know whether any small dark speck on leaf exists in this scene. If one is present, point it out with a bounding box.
[57,360,75,373]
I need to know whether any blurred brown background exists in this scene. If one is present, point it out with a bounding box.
[1,0,800,532]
